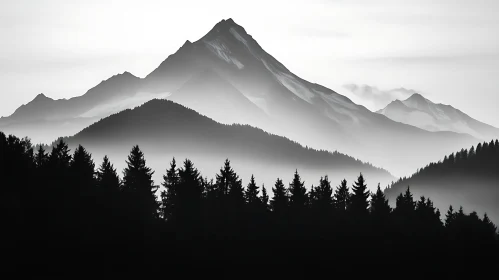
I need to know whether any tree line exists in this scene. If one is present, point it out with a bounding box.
[390,139,499,185]
[1,131,498,266]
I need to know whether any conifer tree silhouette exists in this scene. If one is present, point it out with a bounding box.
[313,175,333,214]
[176,159,203,236]
[482,213,498,239]
[227,169,245,211]
[445,205,456,228]
[395,186,416,215]
[35,145,48,170]
[245,174,260,206]
[333,179,350,212]
[260,183,269,212]
[370,183,391,218]
[288,170,307,214]
[95,155,122,237]
[308,184,317,207]
[122,145,159,221]
[350,173,370,217]
[271,178,288,214]
[160,157,179,221]
[48,139,72,172]
[96,155,121,192]
[71,145,96,192]
[216,159,237,197]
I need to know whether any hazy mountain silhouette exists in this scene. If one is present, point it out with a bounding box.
[50,98,395,192]
[377,93,499,140]
[0,18,480,177]
[0,71,141,143]
[384,139,499,224]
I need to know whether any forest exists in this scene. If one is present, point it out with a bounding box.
[1,131,498,269]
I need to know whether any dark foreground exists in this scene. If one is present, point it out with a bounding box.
[1,132,498,273]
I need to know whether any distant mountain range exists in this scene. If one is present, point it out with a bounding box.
[0,18,480,177]
[51,98,396,191]
[384,139,499,225]
[377,93,499,140]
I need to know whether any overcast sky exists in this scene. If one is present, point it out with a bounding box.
[1,0,499,126]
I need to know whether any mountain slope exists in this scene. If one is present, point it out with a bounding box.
[377,93,499,140]
[0,18,480,177]
[384,139,499,224]
[0,72,142,144]
[1,71,141,124]
[56,99,395,192]
[141,18,479,177]
[168,69,271,128]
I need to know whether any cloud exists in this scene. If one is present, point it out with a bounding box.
[343,84,417,111]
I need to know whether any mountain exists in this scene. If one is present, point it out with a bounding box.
[377,93,499,140]
[384,139,499,225]
[0,18,479,177]
[52,98,396,192]
[0,71,142,144]
[168,68,271,128]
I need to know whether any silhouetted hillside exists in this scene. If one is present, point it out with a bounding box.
[385,139,499,224]
[2,130,498,270]
[52,99,395,190]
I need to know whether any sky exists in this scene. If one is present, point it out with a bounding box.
[1,0,499,127]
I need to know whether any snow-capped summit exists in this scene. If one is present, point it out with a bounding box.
[377,93,499,140]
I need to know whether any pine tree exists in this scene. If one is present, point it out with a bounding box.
[315,175,333,210]
[215,159,236,197]
[228,174,245,210]
[260,184,269,212]
[396,186,416,214]
[288,169,307,214]
[370,183,391,217]
[177,159,204,224]
[48,139,72,172]
[35,145,48,170]
[469,146,475,157]
[95,155,122,235]
[245,174,260,206]
[482,213,498,238]
[271,178,288,213]
[122,145,159,220]
[47,139,72,210]
[70,145,96,191]
[160,157,179,221]
[333,179,350,212]
[445,205,456,228]
[308,184,317,207]
[350,173,370,216]
[457,206,465,218]
[96,155,121,192]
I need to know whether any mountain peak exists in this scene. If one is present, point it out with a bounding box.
[203,18,247,40]
[406,93,427,102]
[215,18,238,28]
[33,93,52,102]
